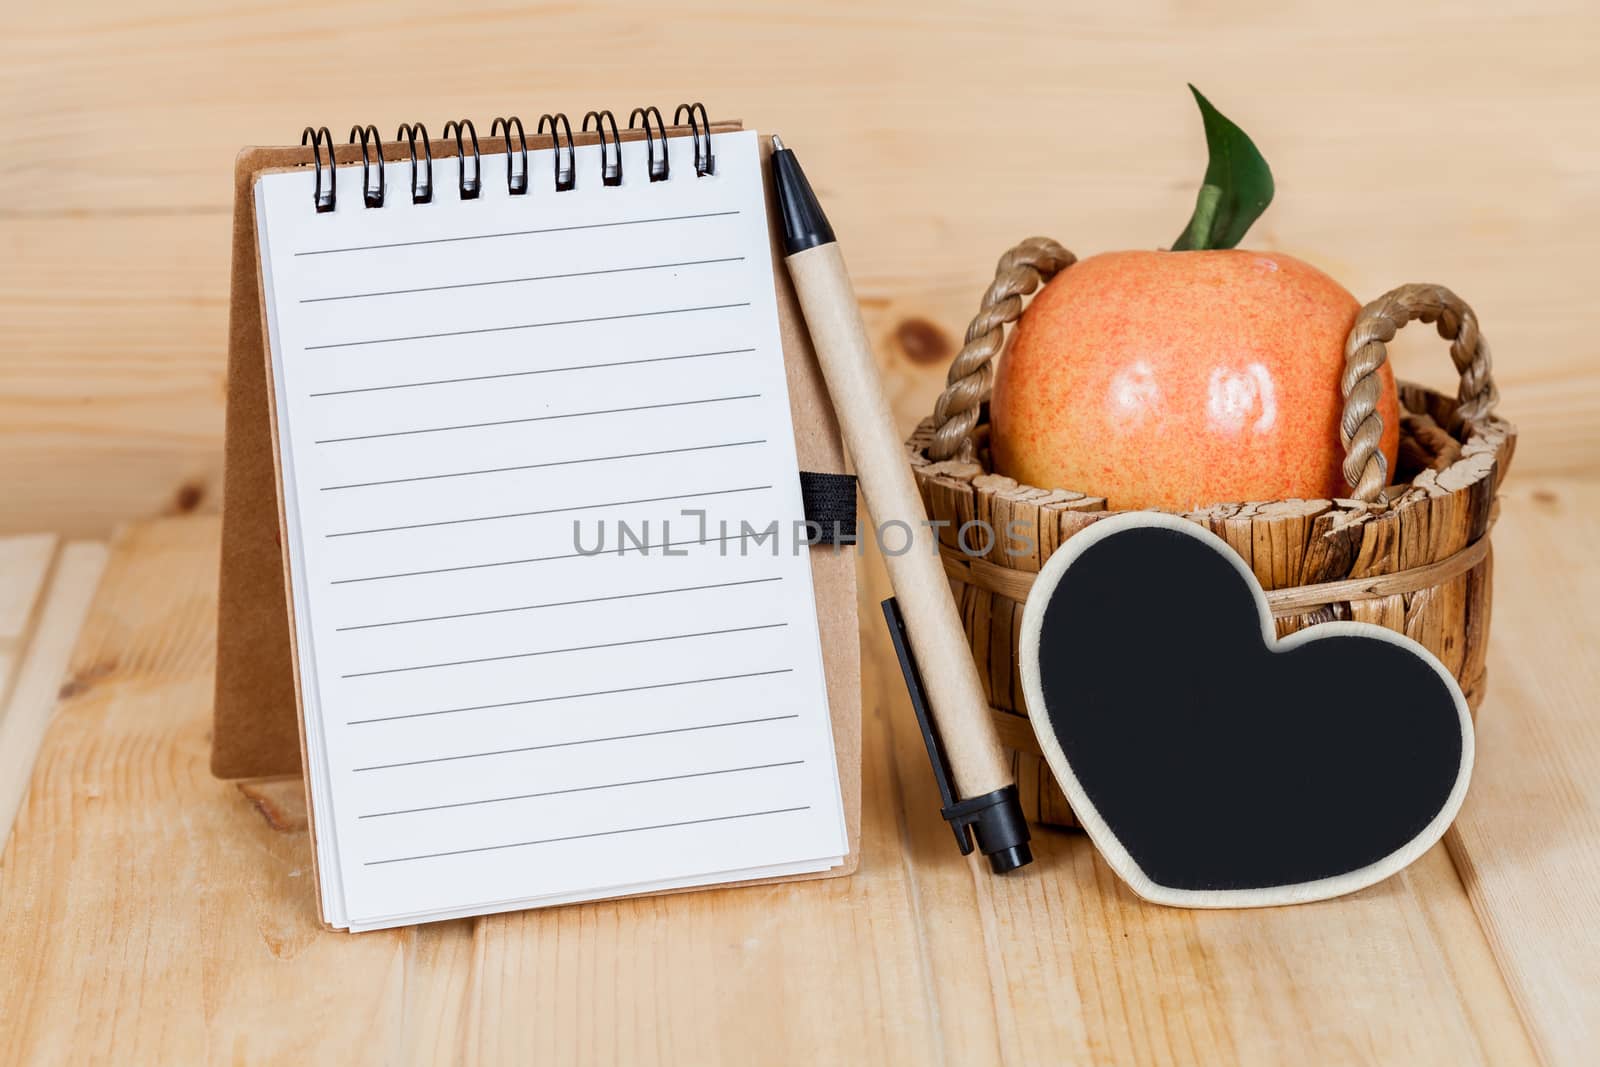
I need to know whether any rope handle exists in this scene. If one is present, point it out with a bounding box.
[928,241,1499,506]
[927,237,1076,462]
[1341,283,1498,502]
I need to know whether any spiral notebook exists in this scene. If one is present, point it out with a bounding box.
[213,110,861,931]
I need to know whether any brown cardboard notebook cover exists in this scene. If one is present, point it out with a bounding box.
[212,123,862,901]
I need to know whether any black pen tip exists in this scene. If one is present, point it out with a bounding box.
[770,136,835,256]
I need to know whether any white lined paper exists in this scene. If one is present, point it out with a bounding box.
[254,131,847,931]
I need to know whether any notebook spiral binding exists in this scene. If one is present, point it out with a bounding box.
[298,102,716,214]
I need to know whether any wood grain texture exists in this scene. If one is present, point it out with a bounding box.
[0,215,228,533]
[0,519,938,1065]
[861,541,1540,1066]
[1,1,1597,1060]
[0,535,62,833]
[1,0,1598,534]
[0,514,1565,1066]
[1446,479,1600,1066]
[0,538,106,844]
[0,535,58,717]
[0,535,57,647]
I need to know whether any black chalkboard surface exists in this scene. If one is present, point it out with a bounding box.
[1018,512,1473,908]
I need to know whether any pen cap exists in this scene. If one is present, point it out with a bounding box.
[771,140,836,255]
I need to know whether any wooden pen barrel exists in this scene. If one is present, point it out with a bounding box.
[907,238,1517,830]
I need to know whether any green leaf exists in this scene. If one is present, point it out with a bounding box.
[1171,85,1275,251]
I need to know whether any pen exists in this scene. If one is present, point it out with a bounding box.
[770,135,1031,873]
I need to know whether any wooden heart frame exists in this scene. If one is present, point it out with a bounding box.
[1017,510,1475,908]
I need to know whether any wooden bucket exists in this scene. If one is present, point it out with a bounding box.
[905,238,1517,830]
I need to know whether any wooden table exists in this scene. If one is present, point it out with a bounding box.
[4,1,1598,1063]
[0,480,1596,1064]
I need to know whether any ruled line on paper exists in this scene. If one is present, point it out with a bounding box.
[346,668,795,725]
[307,347,755,398]
[340,622,789,679]
[358,760,805,819]
[301,256,747,303]
[303,301,751,351]
[330,531,761,585]
[336,577,784,632]
[314,393,761,444]
[365,806,813,865]
[326,484,772,538]
[320,439,767,491]
[352,713,800,772]
[295,210,742,257]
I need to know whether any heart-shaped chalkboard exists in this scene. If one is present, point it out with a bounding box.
[1019,511,1473,908]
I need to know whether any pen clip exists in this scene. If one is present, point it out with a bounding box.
[880,597,971,854]
[881,597,1033,871]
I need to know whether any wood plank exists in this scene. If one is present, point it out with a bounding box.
[0,517,944,1065]
[1405,844,1540,1066]
[0,0,1594,1057]
[858,546,1538,1065]
[0,215,228,537]
[0,535,59,710]
[0,540,107,845]
[3,2,1595,240]
[1446,478,1600,1065]
[1,1,1598,536]
[0,534,58,645]
[0,493,1572,1063]
[1,206,1593,540]
[0,534,63,833]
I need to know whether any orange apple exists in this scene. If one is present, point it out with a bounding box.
[990,249,1399,510]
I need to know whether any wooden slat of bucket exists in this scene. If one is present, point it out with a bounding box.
[1459,547,1495,720]
[973,475,1030,712]
[1274,604,1340,640]
[1350,591,1409,632]
[1351,507,1405,579]
[1302,506,1369,585]
[970,473,1103,711]
[1405,573,1465,678]
[1181,499,1342,592]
